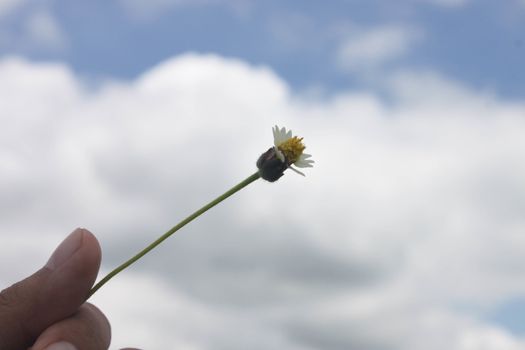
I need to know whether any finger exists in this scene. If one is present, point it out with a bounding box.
[30,303,111,350]
[0,228,101,349]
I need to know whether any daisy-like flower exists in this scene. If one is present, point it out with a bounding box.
[257,125,314,182]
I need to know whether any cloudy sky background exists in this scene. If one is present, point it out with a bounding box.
[1,0,525,349]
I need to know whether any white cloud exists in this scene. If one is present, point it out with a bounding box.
[1,54,525,349]
[118,0,252,20]
[0,8,67,52]
[91,273,308,349]
[0,0,25,17]
[118,0,195,16]
[422,0,470,7]
[24,10,66,50]
[459,326,525,350]
[337,25,423,72]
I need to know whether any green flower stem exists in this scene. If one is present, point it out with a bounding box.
[88,171,261,299]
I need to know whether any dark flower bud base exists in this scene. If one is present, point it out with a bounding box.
[257,147,288,182]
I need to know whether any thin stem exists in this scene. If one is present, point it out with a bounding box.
[88,171,261,298]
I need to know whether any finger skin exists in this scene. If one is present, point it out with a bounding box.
[30,303,111,350]
[0,229,101,349]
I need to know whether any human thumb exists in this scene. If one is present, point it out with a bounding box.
[0,228,101,349]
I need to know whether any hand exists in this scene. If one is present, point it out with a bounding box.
[0,228,111,350]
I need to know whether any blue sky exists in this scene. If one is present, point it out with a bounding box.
[1,1,525,349]
[1,0,525,97]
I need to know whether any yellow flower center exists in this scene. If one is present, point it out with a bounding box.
[278,136,305,164]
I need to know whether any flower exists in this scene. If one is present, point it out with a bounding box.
[257,125,314,182]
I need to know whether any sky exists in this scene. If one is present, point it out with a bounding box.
[0,0,525,349]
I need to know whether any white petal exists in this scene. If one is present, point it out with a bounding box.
[295,160,314,168]
[274,147,285,162]
[272,125,280,146]
[295,153,314,168]
[280,128,288,143]
[273,125,289,146]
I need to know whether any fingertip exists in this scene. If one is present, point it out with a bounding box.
[79,228,99,251]
[78,228,102,274]
[29,228,103,336]
[31,303,111,350]
[45,228,101,273]
[45,228,102,298]
[84,303,111,344]
[0,228,105,349]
